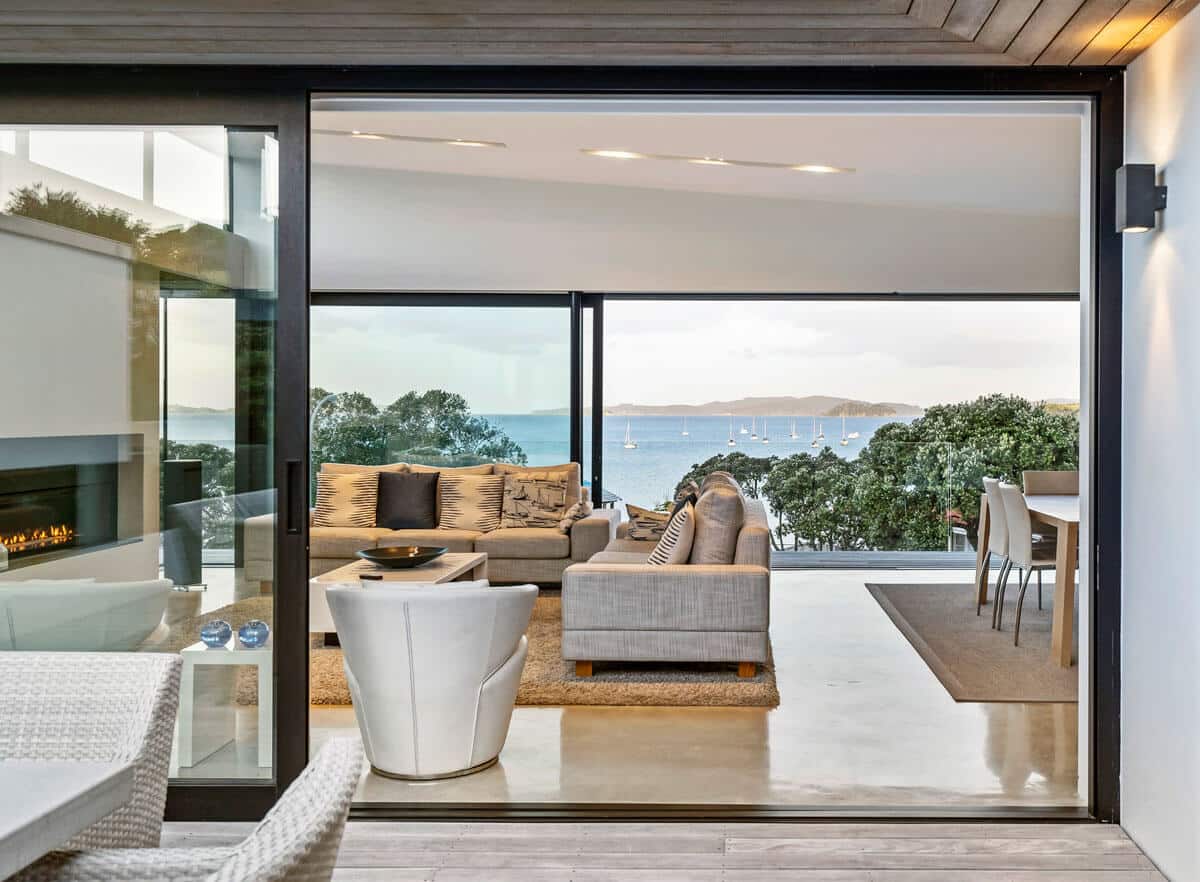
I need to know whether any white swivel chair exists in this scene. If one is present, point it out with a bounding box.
[997,482,1059,645]
[980,478,1011,619]
[327,581,537,780]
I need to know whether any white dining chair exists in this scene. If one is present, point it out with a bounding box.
[14,738,363,882]
[327,581,537,780]
[980,478,1011,619]
[997,482,1058,645]
[0,652,181,849]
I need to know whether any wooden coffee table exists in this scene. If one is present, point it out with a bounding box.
[309,552,488,633]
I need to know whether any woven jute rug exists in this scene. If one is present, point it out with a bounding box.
[866,582,1077,703]
[174,594,779,709]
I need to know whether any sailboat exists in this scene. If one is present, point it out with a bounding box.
[847,429,861,439]
[817,421,825,441]
[789,417,799,440]
[810,418,819,448]
[681,416,689,437]
[623,419,637,450]
[739,422,748,435]
[727,415,737,447]
[839,415,849,447]
[750,416,758,441]
[761,417,769,444]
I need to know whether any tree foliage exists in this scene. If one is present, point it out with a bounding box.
[309,387,526,496]
[675,395,1078,552]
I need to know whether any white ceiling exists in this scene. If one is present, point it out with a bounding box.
[311,99,1084,217]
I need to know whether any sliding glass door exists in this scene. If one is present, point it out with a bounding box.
[0,83,308,818]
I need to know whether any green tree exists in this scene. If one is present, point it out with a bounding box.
[674,452,778,500]
[383,389,526,466]
[309,388,526,497]
[763,449,863,551]
[855,395,1078,549]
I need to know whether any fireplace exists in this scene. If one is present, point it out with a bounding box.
[0,435,140,569]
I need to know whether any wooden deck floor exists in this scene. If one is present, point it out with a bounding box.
[163,821,1164,881]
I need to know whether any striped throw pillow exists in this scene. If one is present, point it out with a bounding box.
[438,474,505,533]
[647,501,695,566]
[313,471,378,528]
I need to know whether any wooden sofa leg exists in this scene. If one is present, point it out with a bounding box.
[738,662,757,678]
[575,661,593,678]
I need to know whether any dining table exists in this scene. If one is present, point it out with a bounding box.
[974,492,1080,667]
[0,760,134,878]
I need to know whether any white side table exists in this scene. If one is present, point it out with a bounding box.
[177,639,272,768]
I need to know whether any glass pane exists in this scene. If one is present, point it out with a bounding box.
[310,304,571,477]
[0,125,279,782]
[603,299,1080,556]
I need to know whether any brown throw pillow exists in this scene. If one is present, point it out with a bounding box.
[438,474,504,532]
[501,476,569,529]
[376,470,438,530]
[626,504,671,540]
[313,471,378,528]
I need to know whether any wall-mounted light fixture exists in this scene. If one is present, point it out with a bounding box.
[1116,164,1167,233]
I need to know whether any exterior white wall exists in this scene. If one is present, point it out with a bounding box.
[1123,11,1200,881]
[312,164,1080,293]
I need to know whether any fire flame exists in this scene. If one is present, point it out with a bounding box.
[0,523,75,554]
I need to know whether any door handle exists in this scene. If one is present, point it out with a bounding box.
[285,459,303,535]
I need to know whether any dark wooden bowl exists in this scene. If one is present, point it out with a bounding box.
[356,546,448,569]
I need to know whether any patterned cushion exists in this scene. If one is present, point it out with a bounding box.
[313,472,378,528]
[438,474,504,532]
[494,462,581,507]
[647,501,695,566]
[501,476,569,529]
[626,504,671,540]
[689,485,745,565]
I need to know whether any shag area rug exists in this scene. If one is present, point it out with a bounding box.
[172,594,779,708]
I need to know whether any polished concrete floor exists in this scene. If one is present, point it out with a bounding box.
[311,569,1082,808]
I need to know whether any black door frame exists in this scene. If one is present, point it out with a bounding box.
[1,64,1123,823]
[0,70,311,821]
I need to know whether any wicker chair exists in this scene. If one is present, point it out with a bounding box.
[0,652,182,849]
[13,738,363,882]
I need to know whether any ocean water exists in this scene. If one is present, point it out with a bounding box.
[167,412,915,508]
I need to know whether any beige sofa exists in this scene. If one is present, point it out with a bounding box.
[243,461,619,590]
[562,495,772,677]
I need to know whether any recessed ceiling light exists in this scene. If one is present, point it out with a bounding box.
[688,157,731,166]
[582,149,646,160]
[349,130,387,141]
[444,138,504,148]
[791,164,848,174]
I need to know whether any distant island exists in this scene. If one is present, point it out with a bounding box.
[167,404,234,415]
[535,395,924,418]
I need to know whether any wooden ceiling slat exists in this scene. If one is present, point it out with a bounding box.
[1006,0,1088,61]
[1035,0,1127,62]
[973,0,1044,49]
[0,0,912,14]
[910,0,958,27]
[0,39,997,55]
[0,26,965,44]
[1070,0,1168,64]
[944,0,1002,39]
[1107,0,1200,62]
[0,0,1190,66]
[0,13,923,29]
